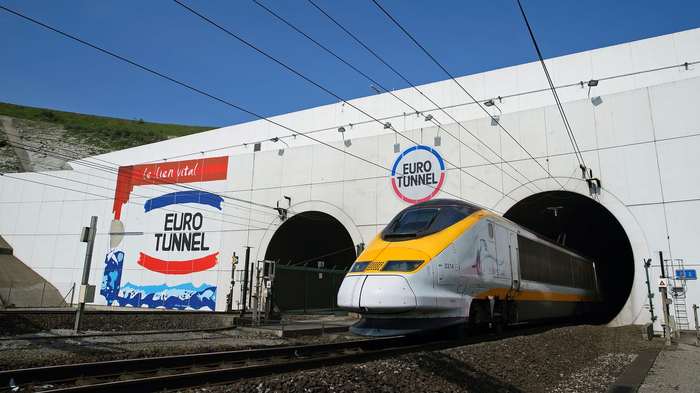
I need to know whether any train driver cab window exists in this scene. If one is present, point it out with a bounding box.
[385,208,438,239]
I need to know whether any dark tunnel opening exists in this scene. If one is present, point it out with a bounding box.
[265,211,356,312]
[503,191,634,323]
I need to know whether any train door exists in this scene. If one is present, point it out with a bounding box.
[493,224,513,284]
[509,232,521,292]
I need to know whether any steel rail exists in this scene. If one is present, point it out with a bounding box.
[2,322,571,392]
[0,336,410,392]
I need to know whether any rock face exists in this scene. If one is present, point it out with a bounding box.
[0,235,66,308]
[0,115,109,173]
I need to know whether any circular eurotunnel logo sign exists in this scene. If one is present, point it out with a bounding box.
[391,145,446,204]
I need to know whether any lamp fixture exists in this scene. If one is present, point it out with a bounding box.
[338,126,346,133]
[424,114,433,121]
[384,122,392,129]
[434,135,441,146]
[484,99,495,107]
[587,79,599,87]
[344,139,352,148]
[393,143,400,153]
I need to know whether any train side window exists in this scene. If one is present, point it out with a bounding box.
[488,222,494,238]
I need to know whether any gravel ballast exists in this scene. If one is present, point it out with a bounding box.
[183,325,663,393]
[0,328,359,370]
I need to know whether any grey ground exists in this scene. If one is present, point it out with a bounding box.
[638,332,700,393]
[182,325,663,393]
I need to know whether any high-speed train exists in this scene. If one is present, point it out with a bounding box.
[337,199,600,336]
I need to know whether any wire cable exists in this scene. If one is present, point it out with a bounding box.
[370,0,565,189]
[515,0,585,169]
[307,0,540,193]
[0,3,497,213]
[173,0,514,200]
[253,0,532,196]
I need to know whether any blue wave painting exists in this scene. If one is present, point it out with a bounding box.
[117,282,216,310]
[100,250,216,310]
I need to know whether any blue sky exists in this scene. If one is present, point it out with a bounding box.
[1,0,699,127]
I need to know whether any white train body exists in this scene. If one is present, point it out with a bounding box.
[337,199,599,336]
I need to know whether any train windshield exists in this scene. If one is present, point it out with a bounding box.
[382,203,479,241]
[385,208,438,238]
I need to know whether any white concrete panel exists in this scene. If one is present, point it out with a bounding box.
[594,89,654,149]
[590,42,635,93]
[597,143,662,206]
[672,30,700,79]
[626,203,668,258]
[665,200,700,262]
[342,134,381,181]
[629,34,680,88]
[648,78,700,140]
[227,153,254,192]
[251,150,283,190]
[656,136,700,201]
[280,145,312,187]
[280,185,311,210]
[310,181,344,211]
[311,141,345,183]
[342,178,377,227]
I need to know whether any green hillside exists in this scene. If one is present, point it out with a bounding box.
[0,102,214,150]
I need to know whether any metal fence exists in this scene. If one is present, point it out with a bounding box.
[0,281,75,308]
[272,265,347,313]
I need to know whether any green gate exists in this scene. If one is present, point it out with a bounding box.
[272,265,348,312]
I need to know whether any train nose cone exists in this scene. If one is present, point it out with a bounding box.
[360,275,417,313]
[337,275,365,310]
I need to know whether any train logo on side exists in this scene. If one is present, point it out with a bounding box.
[391,145,446,204]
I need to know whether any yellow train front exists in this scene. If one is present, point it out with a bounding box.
[337,199,600,336]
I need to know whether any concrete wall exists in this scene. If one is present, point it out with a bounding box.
[1,28,699,327]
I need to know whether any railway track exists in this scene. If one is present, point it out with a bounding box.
[1,323,567,392]
[1,335,438,392]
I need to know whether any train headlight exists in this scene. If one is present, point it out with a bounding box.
[381,260,424,272]
[349,261,370,272]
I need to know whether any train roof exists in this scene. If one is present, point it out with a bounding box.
[410,198,482,210]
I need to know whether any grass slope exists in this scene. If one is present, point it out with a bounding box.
[0,102,214,151]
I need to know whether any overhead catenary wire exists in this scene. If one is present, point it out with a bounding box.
[3,138,278,226]
[0,167,271,230]
[514,0,586,170]
[369,0,565,189]
[0,4,498,214]
[172,0,514,201]
[306,0,540,193]
[134,59,699,165]
[252,0,534,196]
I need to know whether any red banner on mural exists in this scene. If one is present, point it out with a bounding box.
[137,252,219,275]
[112,156,228,219]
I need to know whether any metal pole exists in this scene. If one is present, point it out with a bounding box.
[693,304,699,346]
[241,247,251,315]
[659,251,672,345]
[69,282,75,307]
[659,251,667,278]
[227,252,238,313]
[643,259,656,323]
[74,216,97,333]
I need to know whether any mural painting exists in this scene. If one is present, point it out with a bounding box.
[100,156,229,310]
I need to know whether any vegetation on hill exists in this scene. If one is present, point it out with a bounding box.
[0,102,214,150]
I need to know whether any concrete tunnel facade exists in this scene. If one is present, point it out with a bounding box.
[1,28,700,330]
